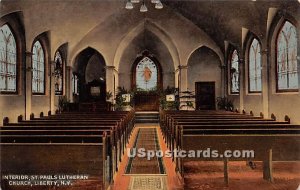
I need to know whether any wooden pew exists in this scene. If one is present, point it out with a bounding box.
[1,110,135,189]
[1,124,124,177]
[159,110,300,183]
[0,131,112,189]
[177,128,300,182]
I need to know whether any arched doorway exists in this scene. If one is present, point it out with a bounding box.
[131,51,163,111]
[73,47,106,103]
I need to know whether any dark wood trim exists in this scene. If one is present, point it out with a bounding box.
[195,81,216,110]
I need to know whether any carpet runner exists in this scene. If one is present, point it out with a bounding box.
[125,128,165,174]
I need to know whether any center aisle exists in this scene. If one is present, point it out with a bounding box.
[111,124,183,190]
[125,128,165,174]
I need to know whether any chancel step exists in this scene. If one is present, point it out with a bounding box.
[135,112,159,123]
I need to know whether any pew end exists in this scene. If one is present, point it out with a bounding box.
[40,112,44,118]
[250,111,254,116]
[17,115,23,122]
[260,112,264,118]
[271,113,276,121]
[3,117,9,125]
[284,115,290,123]
[30,113,34,120]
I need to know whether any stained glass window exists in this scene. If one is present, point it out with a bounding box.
[136,57,158,91]
[0,24,17,92]
[54,51,63,95]
[249,38,262,92]
[72,73,79,95]
[32,41,45,94]
[276,21,298,91]
[230,49,239,93]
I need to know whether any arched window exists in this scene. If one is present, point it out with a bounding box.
[135,56,158,91]
[72,73,79,95]
[230,49,239,93]
[54,51,63,95]
[32,40,45,94]
[249,38,262,92]
[276,21,298,91]
[0,24,17,92]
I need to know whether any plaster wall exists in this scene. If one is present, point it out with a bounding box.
[187,47,222,108]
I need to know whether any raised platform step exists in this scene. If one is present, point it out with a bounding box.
[135,111,159,114]
[135,119,159,123]
[135,111,159,124]
[135,115,159,119]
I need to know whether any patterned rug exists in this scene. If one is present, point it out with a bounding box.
[128,176,167,190]
[125,128,165,174]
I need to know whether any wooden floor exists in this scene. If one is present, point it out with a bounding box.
[184,161,300,190]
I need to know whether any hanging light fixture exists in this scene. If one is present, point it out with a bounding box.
[155,1,163,9]
[140,0,148,12]
[125,0,134,9]
[125,0,163,12]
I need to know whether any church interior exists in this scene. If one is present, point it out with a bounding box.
[0,0,300,189]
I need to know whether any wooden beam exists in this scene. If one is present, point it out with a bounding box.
[263,149,273,182]
[224,158,229,186]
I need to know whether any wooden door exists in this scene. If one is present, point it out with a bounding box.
[195,82,216,110]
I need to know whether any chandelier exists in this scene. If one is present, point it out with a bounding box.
[125,0,163,12]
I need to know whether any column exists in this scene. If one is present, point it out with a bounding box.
[50,61,55,114]
[261,39,269,118]
[239,58,245,112]
[25,51,32,120]
[66,66,73,102]
[220,65,226,97]
[224,41,229,97]
[113,69,119,103]
[105,66,116,103]
[178,65,188,110]
[174,68,180,89]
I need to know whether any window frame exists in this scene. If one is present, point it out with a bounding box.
[275,20,298,93]
[72,73,79,96]
[54,50,64,96]
[135,56,158,91]
[229,49,240,94]
[31,39,46,95]
[0,23,19,95]
[131,52,163,91]
[248,37,262,93]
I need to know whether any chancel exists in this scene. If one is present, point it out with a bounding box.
[0,0,300,190]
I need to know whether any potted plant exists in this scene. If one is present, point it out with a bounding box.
[58,96,70,112]
[106,91,113,102]
[115,87,133,111]
[159,86,179,110]
[216,97,234,111]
